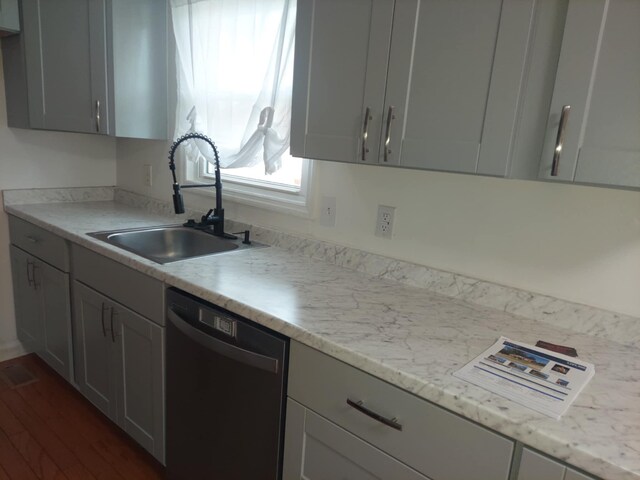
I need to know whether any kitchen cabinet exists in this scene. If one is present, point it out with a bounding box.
[9,216,73,382]
[291,0,537,176]
[1,0,167,139]
[0,0,19,35]
[284,341,514,480]
[72,245,165,463]
[284,399,428,480]
[539,0,640,188]
[515,446,597,480]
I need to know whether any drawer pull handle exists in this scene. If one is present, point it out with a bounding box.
[25,235,38,243]
[346,398,403,431]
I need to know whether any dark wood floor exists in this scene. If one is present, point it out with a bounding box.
[0,354,165,480]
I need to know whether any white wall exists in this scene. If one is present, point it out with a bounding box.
[117,137,640,319]
[0,51,117,360]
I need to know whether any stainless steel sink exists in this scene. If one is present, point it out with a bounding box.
[88,225,264,264]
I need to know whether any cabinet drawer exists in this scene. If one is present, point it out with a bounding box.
[72,244,164,325]
[284,399,428,480]
[9,216,69,271]
[289,341,513,480]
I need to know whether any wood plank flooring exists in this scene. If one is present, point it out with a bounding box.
[0,354,165,480]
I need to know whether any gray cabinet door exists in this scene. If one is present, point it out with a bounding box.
[283,399,429,480]
[0,0,19,33]
[114,304,165,463]
[34,259,72,382]
[383,0,536,174]
[73,281,118,420]
[539,0,640,188]
[9,246,43,352]
[21,0,107,134]
[516,447,598,480]
[291,0,394,164]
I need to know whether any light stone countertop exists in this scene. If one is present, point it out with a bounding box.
[4,199,640,480]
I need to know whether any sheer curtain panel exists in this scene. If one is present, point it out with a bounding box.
[170,0,295,174]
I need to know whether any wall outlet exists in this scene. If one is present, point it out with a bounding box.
[144,164,153,187]
[375,205,395,238]
[319,196,337,227]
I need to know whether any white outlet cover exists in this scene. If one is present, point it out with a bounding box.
[375,205,395,238]
[319,196,337,227]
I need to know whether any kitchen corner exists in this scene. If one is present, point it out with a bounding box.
[3,186,640,480]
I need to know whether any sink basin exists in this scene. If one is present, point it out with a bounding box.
[88,225,264,264]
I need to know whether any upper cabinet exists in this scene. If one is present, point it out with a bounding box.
[0,0,19,35]
[538,0,640,188]
[291,0,537,176]
[1,0,168,139]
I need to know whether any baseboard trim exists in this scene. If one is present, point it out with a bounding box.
[0,340,28,362]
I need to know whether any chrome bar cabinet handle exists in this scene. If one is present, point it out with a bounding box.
[551,105,571,177]
[95,100,101,133]
[26,261,34,287]
[110,308,117,343]
[100,302,108,337]
[361,107,372,162]
[383,106,395,163]
[346,398,403,431]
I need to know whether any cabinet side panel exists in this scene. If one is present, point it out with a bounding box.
[110,0,168,139]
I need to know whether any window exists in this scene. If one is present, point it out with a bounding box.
[170,0,311,214]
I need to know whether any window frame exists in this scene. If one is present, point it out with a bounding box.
[182,153,315,217]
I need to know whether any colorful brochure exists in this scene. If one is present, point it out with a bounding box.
[453,336,595,419]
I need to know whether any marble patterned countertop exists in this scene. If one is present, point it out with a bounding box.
[4,191,639,480]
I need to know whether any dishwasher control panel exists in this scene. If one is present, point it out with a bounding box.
[199,308,237,338]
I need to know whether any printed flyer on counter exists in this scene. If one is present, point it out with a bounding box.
[453,336,595,419]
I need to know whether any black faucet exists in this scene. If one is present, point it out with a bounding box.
[168,132,231,238]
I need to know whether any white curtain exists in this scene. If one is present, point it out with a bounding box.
[170,0,295,174]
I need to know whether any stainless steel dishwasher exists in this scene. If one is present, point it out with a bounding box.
[165,288,289,480]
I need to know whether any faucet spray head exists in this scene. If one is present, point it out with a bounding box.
[172,184,185,214]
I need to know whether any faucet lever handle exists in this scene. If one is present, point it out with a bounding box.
[202,209,214,221]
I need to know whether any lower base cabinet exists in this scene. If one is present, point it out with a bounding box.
[9,216,73,382]
[74,281,165,462]
[72,243,165,464]
[285,341,514,480]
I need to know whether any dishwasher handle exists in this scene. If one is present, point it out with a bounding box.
[168,308,279,374]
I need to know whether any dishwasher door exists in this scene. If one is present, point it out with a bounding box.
[166,288,288,480]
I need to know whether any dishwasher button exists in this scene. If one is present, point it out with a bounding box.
[215,316,236,338]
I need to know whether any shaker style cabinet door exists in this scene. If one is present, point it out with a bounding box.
[383,0,536,174]
[9,246,43,353]
[20,0,108,134]
[114,306,165,463]
[539,0,640,188]
[35,259,72,381]
[290,0,394,164]
[74,282,119,420]
[291,0,537,176]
